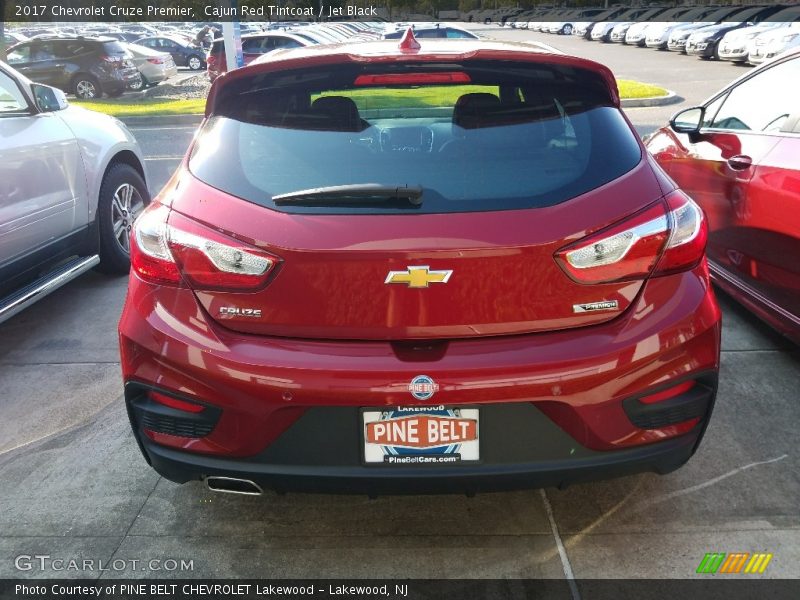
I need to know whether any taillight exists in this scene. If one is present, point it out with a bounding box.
[131,204,181,285]
[146,57,164,64]
[100,54,121,64]
[130,203,279,291]
[555,191,706,284]
[555,201,669,284]
[208,54,226,71]
[655,192,708,274]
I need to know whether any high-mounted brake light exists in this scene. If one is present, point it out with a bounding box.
[354,72,471,86]
[130,203,280,291]
[555,191,706,284]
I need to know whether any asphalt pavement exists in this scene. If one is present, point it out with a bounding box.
[0,29,798,583]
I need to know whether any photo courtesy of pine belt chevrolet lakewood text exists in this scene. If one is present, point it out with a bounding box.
[118,30,721,496]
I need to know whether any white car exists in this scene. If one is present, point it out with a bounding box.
[547,9,607,35]
[624,21,654,46]
[124,43,178,90]
[607,8,672,43]
[752,23,800,64]
[718,23,785,62]
[0,61,149,323]
[748,23,800,65]
[645,22,686,49]
[640,6,714,48]
[588,7,660,42]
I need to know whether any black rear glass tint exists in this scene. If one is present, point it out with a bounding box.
[189,60,641,215]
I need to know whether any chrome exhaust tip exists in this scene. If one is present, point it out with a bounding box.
[205,476,263,495]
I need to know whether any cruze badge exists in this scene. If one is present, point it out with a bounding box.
[219,307,262,318]
[573,300,619,313]
[408,375,439,401]
[385,266,452,288]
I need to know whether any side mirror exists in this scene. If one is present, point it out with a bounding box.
[669,106,704,135]
[31,83,68,113]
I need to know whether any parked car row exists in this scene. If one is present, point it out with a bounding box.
[203,22,467,82]
[519,4,800,66]
[3,21,475,95]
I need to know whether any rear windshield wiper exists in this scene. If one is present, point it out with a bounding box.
[272,184,423,207]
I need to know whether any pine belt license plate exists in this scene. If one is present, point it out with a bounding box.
[362,406,480,466]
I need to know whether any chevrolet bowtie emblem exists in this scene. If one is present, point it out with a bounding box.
[385,265,452,288]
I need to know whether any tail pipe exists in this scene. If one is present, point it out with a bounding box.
[205,476,263,496]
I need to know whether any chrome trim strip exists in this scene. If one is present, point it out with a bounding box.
[0,255,100,325]
[709,261,800,325]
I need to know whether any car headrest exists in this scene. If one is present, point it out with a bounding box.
[311,96,364,132]
[452,93,502,130]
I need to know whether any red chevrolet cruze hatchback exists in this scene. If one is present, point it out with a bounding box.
[119,31,721,495]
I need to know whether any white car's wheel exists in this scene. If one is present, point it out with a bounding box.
[97,164,150,273]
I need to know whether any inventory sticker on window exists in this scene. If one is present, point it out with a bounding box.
[362,406,479,464]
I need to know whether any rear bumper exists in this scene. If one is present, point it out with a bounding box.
[137,407,706,495]
[120,264,721,493]
[142,65,177,83]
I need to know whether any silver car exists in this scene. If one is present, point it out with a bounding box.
[124,43,178,90]
[0,61,149,323]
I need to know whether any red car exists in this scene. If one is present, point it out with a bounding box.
[646,49,800,344]
[119,31,721,495]
[206,32,310,82]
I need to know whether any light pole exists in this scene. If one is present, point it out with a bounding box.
[0,0,7,63]
[221,0,243,72]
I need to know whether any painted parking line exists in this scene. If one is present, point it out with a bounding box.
[541,489,581,600]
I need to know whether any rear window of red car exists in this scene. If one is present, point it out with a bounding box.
[189,60,642,214]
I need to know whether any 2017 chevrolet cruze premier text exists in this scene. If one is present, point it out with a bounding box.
[119,31,722,495]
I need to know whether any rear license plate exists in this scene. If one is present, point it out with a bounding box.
[362,406,479,465]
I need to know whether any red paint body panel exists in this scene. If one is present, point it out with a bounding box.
[165,161,667,339]
[647,127,800,343]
